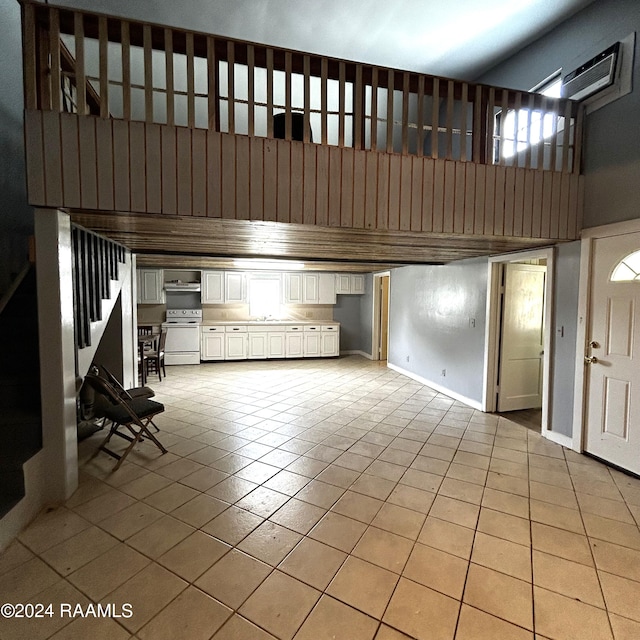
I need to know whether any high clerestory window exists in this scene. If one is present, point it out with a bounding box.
[498,73,563,160]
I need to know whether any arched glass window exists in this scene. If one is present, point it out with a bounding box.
[611,250,640,281]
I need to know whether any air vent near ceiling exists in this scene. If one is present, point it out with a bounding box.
[562,42,620,101]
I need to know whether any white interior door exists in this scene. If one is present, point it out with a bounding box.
[585,232,640,473]
[497,263,546,412]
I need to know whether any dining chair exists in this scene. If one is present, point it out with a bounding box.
[145,329,167,382]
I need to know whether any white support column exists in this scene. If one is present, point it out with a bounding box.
[34,209,78,503]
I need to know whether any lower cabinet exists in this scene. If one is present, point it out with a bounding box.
[201,323,339,360]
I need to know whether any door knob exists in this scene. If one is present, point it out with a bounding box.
[584,356,598,365]
[589,341,600,349]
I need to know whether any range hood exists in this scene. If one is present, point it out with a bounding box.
[164,281,201,291]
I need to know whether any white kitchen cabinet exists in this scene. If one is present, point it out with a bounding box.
[201,326,225,360]
[285,326,304,358]
[321,324,340,356]
[335,274,351,295]
[283,273,303,303]
[335,273,365,295]
[302,274,319,303]
[318,273,337,304]
[137,268,165,304]
[351,274,365,294]
[225,325,248,359]
[268,332,286,358]
[202,271,224,304]
[303,326,321,356]
[248,332,268,359]
[224,272,246,303]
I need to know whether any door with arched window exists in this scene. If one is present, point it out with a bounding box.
[584,231,640,473]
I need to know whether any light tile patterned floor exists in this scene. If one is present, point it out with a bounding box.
[3,355,640,639]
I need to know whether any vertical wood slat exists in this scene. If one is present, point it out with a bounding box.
[285,51,292,140]
[266,48,274,138]
[206,36,216,130]
[145,123,162,213]
[443,160,455,232]
[303,55,311,143]
[401,72,409,155]
[49,8,61,112]
[247,45,255,138]
[23,3,38,110]
[537,96,547,170]
[354,64,363,150]
[328,147,341,226]
[99,16,109,118]
[561,100,573,173]
[186,32,195,128]
[445,80,454,160]
[25,111,46,204]
[250,137,264,219]
[473,164,485,235]
[227,41,235,134]
[483,164,495,235]
[142,24,153,122]
[191,129,206,216]
[494,165,506,235]
[176,126,192,215]
[235,135,250,219]
[165,29,174,126]
[524,93,534,169]
[511,92,522,168]
[74,12,86,115]
[95,118,114,209]
[60,113,81,208]
[431,78,439,159]
[370,67,378,152]
[38,19,51,110]
[129,121,146,211]
[513,166,525,236]
[573,104,584,175]
[454,162,466,233]
[315,144,329,225]
[290,142,303,223]
[422,158,434,232]
[376,154,389,230]
[160,125,176,215]
[320,58,328,145]
[340,148,354,227]
[472,85,482,163]
[303,144,316,224]
[276,139,290,222]
[398,155,411,230]
[364,152,378,229]
[42,112,63,204]
[459,82,468,162]
[486,87,495,167]
[504,166,515,235]
[386,70,394,153]
[416,75,425,158]
[221,135,236,218]
[432,159,444,232]
[353,150,365,228]
[121,22,131,120]
[263,140,277,220]
[498,89,509,167]
[548,98,559,172]
[206,130,221,216]
[112,119,130,210]
[410,157,422,230]
[338,61,346,147]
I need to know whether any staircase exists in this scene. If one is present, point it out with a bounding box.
[0,266,42,518]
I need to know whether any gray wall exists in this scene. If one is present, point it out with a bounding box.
[333,273,373,355]
[0,0,33,292]
[550,242,581,436]
[388,260,488,404]
[477,0,640,229]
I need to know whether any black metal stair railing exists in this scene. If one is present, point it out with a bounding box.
[71,225,127,349]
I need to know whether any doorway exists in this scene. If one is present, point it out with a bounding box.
[575,220,640,474]
[484,248,554,437]
[372,272,391,361]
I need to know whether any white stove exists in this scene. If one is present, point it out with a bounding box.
[162,309,202,365]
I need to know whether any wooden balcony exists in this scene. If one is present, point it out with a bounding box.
[21,2,585,264]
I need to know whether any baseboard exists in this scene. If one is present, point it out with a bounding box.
[542,429,573,449]
[387,363,483,411]
[340,350,373,360]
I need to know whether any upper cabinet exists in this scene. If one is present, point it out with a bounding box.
[137,269,165,304]
[225,272,246,303]
[283,273,303,304]
[283,272,338,304]
[318,273,337,304]
[335,274,365,295]
[202,271,224,304]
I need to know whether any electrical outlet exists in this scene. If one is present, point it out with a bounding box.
[469,318,476,328]
[441,369,446,377]
[406,355,410,362]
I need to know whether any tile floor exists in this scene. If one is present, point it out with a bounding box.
[2,356,640,639]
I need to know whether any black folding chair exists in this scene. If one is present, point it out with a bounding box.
[84,373,167,470]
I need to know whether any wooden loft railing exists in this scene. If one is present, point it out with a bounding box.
[23,2,583,174]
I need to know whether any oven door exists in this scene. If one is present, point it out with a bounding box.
[163,324,201,364]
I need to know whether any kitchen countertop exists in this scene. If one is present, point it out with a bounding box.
[201,320,340,326]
